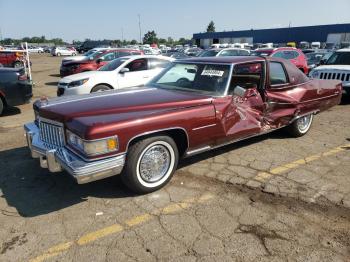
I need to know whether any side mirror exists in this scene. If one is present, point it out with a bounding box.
[232,84,258,98]
[232,85,246,97]
[319,60,325,65]
[96,58,103,63]
[119,68,130,74]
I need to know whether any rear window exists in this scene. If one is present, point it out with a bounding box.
[198,50,220,57]
[272,51,299,60]
[269,62,288,85]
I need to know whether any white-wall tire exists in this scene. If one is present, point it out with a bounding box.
[286,114,314,137]
[121,136,178,194]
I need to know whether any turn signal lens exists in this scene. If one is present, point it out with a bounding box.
[107,138,117,151]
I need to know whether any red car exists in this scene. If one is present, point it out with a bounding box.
[25,56,341,193]
[0,51,26,68]
[60,49,144,77]
[251,47,309,75]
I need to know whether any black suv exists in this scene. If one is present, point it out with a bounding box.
[0,68,32,115]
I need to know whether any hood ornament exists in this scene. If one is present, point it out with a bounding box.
[40,96,49,106]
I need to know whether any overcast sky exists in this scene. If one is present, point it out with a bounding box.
[1,0,350,42]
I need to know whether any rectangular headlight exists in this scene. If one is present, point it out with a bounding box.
[66,130,118,156]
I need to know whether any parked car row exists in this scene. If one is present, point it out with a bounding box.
[57,55,173,96]
[0,51,26,68]
[59,48,144,77]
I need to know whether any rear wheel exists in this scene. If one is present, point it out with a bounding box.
[286,114,313,137]
[121,136,179,194]
[90,84,111,93]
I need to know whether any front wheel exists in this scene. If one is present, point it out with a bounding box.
[121,136,179,194]
[286,114,313,137]
[90,84,111,93]
[56,53,61,57]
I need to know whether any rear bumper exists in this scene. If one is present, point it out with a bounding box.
[5,82,33,107]
[24,122,125,184]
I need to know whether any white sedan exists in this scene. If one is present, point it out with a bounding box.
[57,55,174,96]
[51,47,78,56]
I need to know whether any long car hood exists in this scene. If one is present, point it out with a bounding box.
[36,86,212,124]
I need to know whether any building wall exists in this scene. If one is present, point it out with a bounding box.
[193,23,350,48]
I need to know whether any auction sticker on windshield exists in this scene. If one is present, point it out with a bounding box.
[201,67,225,77]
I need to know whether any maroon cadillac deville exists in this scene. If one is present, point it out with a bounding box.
[24,57,342,193]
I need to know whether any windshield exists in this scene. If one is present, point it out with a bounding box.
[326,52,350,65]
[306,53,324,65]
[99,58,128,71]
[197,50,220,57]
[84,49,97,56]
[86,51,105,60]
[149,62,231,96]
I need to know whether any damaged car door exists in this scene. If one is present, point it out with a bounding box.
[214,62,267,144]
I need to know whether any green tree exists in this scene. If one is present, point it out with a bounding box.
[206,21,216,32]
[158,38,167,44]
[143,30,158,45]
[130,39,138,45]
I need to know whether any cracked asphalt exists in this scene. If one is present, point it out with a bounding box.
[0,54,349,261]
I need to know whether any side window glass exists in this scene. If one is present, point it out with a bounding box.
[125,59,148,72]
[149,58,170,69]
[117,51,131,58]
[269,62,288,86]
[229,62,262,94]
[101,52,115,61]
[239,50,249,56]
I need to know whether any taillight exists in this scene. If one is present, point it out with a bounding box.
[18,73,28,81]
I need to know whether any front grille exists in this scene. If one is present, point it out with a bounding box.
[318,71,350,82]
[39,119,65,147]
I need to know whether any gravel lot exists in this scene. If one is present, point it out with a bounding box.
[0,54,349,261]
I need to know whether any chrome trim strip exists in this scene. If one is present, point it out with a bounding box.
[39,117,63,127]
[223,64,234,96]
[186,146,211,155]
[40,88,155,108]
[126,127,190,152]
[192,124,217,131]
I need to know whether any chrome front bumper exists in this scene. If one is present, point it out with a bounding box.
[24,122,125,184]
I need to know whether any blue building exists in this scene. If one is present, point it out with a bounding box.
[193,23,350,48]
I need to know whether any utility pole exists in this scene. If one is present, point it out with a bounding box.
[121,27,124,43]
[138,14,142,44]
